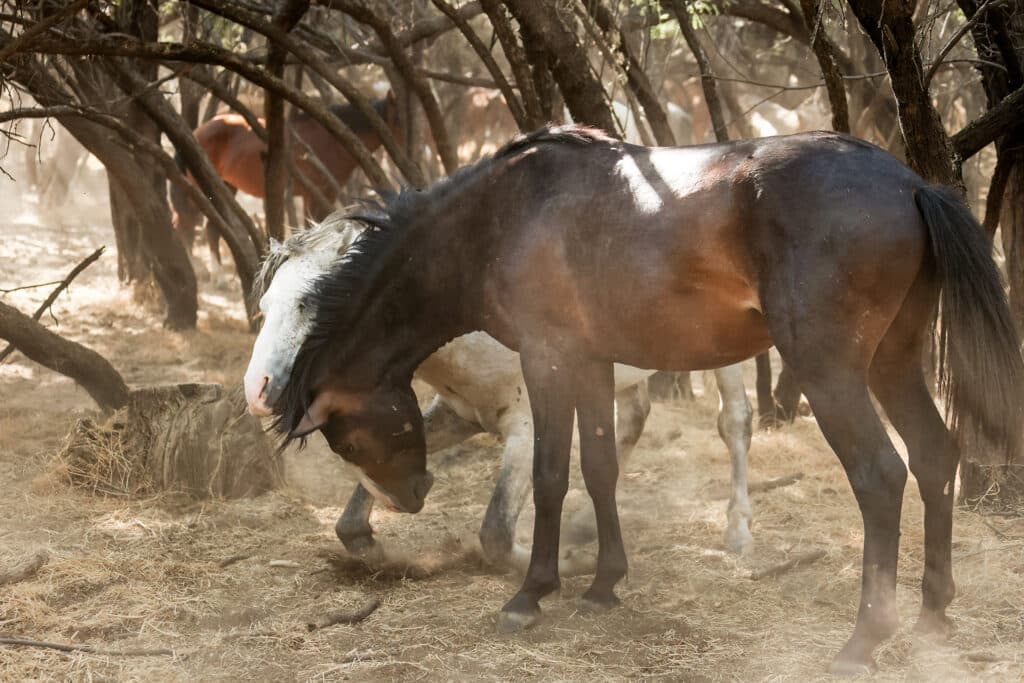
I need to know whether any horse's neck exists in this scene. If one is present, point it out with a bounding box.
[371,220,489,381]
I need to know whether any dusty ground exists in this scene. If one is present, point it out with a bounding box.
[1,191,1023,682]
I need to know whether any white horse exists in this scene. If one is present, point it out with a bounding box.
[244,214,755,565]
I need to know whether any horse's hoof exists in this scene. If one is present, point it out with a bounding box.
[724,527,753,556]
[496,608,539,634]
[340,534,384,563]
[914,610,955,639]
[826,655,877,677]
[578,591,620,615]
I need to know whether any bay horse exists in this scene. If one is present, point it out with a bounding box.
[244,215,755,567]
[244,126,1024,674]
[170,93,401,268]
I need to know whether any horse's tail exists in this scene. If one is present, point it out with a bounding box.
[915,184,1024,464]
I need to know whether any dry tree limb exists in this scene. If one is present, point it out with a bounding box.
[750,549,826,580]
[0,301,128,411]
[268,559,301,568]
[307,596,381,632]
[0,636,177,657]
[0,0,88,62]
[0,246,104,364]
[0,550,49,586]
[218,553,253,568]
[710,472,804,500]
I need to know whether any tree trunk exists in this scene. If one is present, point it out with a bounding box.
[0,301,129,411]
[108,176,149,283]
[503,0,617,132]
[178,4,203,130]
[799,0,849,133]
[847,0,958,186]
[263,0,308,242]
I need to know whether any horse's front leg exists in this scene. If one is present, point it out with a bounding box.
[563,379,650,546]
[335,483,378,557]
[575,361,628,613]
[496,353,576,633]
[714,363,754,555]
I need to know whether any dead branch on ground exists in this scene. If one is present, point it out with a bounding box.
[307,596,381,631]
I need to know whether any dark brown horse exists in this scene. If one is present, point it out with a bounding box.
[245,126,1023,674]
[170,93,401,267]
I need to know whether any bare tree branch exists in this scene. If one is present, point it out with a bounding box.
[331,0,459,174]
[429,0,528,130]
[479,0,545,128]
[664,0,729,142]
[0,246,105,364]
[0,0,87,62]
[952,84,1024,160]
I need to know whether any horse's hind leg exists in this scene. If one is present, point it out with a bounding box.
[869,291,959,637]
[714,364,753,554]
[792,363,907,673]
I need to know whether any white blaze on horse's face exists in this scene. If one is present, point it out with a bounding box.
[244,219,362,416]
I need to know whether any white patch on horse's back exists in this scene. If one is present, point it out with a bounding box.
[615,155,663,214]
[646,148,710,197]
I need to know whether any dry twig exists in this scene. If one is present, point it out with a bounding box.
[0,636,177,657]
[307,596,381,631]
[0,246,105,363]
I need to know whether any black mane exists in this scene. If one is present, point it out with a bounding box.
[273,124,614,439]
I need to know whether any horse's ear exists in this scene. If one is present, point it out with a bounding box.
[386,89,396,105]
[269,236,283,252]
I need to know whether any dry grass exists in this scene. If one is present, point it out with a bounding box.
[1,215,1022,681]
[47,418,151,497]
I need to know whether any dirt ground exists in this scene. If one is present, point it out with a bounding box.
[1,190,1023,682]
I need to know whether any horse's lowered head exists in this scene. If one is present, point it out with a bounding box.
[243,213,433,513]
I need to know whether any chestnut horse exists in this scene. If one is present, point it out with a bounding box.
[170,94,400,267]
[245,126,1023,673]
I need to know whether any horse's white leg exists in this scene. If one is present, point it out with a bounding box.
[563,380,651,546]
[479,418,533,564]
[715,363,754,554]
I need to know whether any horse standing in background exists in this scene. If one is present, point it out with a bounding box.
[170,93,401,269]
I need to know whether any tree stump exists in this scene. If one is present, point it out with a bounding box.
[58,383,280,498]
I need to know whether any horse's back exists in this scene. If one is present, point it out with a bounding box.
[484,131,931,371]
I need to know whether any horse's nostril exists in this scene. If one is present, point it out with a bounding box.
[258,375,270,398]
[415,472,434,500]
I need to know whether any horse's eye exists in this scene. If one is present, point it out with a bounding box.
[342,443,356,455]
[297,302,306,312]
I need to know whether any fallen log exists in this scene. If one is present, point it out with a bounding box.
[0,300,128,411]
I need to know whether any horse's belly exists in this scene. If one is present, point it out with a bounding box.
[608,297,771,372]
